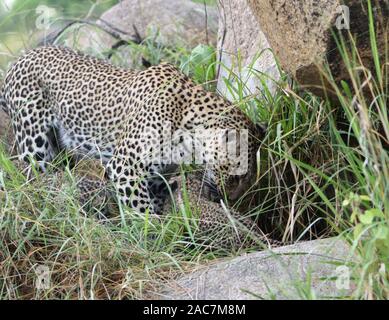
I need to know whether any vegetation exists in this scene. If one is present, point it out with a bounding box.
[0,0,388,299]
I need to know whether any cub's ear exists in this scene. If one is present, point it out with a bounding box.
[256,122,268,136]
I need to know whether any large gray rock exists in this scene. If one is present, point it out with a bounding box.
[247,0,389,99]
[59,23,144,69]
[157,238,356,299]
[60,1,218,69]
[217,0,280,100]
[99,0,218,47]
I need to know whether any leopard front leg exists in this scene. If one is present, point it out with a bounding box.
[106,155,156,214]
[106,104,179,215]
[146,170,179,214]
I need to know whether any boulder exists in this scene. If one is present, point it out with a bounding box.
[59,23,145,69]
[156,237,356,299]
[247,0,389,99]
[98,0,219,47]
[217,0,280,100]
[56,1,218,69]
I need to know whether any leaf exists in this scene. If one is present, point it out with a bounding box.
[190,44,215,66]
[180,44,216,84]
[366,208,384,218]
[359,195,371,202]
[359,209,384,225]
[340,80,353,99]
[359,211,374,225]
[374,225,389,240]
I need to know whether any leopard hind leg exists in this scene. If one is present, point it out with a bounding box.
[11,99,59,172]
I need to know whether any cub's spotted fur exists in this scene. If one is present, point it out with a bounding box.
[164,175,277,250]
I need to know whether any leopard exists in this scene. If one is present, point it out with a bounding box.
[0,46,265,215]
[22,162,278,251]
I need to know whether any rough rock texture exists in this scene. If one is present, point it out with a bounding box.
[60,1,218,69]
[247,0,389,99]
[60,24,145,69]
[98,0,218,47]
[217,0,280,100]
[157,237,356,300]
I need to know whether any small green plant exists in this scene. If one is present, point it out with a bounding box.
[180,44,216,88]
[342,193,389,299]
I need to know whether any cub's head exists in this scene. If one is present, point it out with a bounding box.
[204,122,266,204]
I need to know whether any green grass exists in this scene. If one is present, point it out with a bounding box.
[0,154,243,299]
[1,0,388,300]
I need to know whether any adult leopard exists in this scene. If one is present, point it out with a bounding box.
[1,46,264,214]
